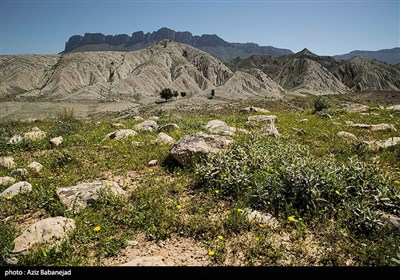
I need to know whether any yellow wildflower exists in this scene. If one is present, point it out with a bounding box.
[225,210,231,215]
[215,190,220,194]
[237,208,243,213]
[259,223,264,228]
[106,182,113,187]
[255,237,260,241]
[48,176,54,180]
[208,250,215,256]
[217,235,224,240]
[93,226,101,232]
[335,190,340,195]
[93,163,98,167]
[148,168,153,172]
[5,195,13,200]
[176,205,182,210]
[288,216,296,222]
[298,217,303,221]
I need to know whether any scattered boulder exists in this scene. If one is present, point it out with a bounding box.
[346,103,369,113]
[106,129,137,140]
[239,107,270,114]
[261,123,280,137]
[12,217,76,253]
[0,156,16,169]
[148,160,158,167]
[203,120,236,136]
[0,181,32,199]
[7,135,23,144]
[242,208,279,228]
[386,105,400,111]
[348,123,396,132]
[120,256,166,266]
[27,161,43,173]
[0,176,16,186]
[246,115,277,126]
[364,137,400,151]
[50,136,63,147]
[170,132,233,165]
[156,132,175,145]
[56,181,125,213]
[159,123,180,132]
[11,168,28,177]
[337,131,358,141]
[134,120,158,132]
[23,127,46,141]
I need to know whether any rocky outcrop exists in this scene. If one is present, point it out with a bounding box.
[27,161,44,173]
[246,115,277,126]
[0,156,16,169]
[56,181,125,213]
[346,103,369,113]
[12,217,76,253]
[337,131,358,141]
[134,120,158,132]
[347,122,396,132]
[0,176,16,186]
[106,129,137,140]
[50,136,63,147]
[155,132,175,145]
[7,127,47,144]
[386,105,400,111]
[170,132,233,165]
[364,137,400,150]
[0,181,32,199]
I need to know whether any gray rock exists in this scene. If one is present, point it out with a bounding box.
[239,106,270,114]
[0,156,16,169]
[148,160,158,167]
[0,181,32,199]
[11,168,28,177]
[346,103,369,113]
[159,123,180,132]
[12,217,76,253]
[243,208,279,228]
[348,123,396,132]
[134,120,158,132]
[106,129,137,140]
[56,180,125,213]
[27,161,44,173]
[299,118,309,123]
[120,256,166,266]
[261,123,280,137]
[364,137,400,150]
[50,136,63,147]
[23,127,46,141]
[203,119,236,136]
[170,132,233,165]
[381,214,400,229]
[386,105,400,111]
[156,132,175,145]
[246,115,277,126]
[7,135,23,144]
[337,131,358,141]
[0,176,16,186]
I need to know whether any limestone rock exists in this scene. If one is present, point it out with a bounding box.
[170,132,233,165]
[348,123,396,132]
[346,103,369,113]
[261,123,280,137]
[0,176,16,186]
[148,116,160,121]
[203,120,236,136]
[364,137,400,150]
[7,135,23,144]
[156,132,175,145]
[12,217,76,253]
[120,256,166,266]
[27,161,44,173]
[239,107,270,114]
[386,105,400,111]
[112,123,124,128]
[134,120,158,132]
[11,168,28,177]
[159,123,180,132]
[381,213,400,229]
[0,156,16,169]
[337,131,358,141]
[50,136,63,147]
[106,129,137,140]
[23,127,46,141]
[0,181,32,199]
[56,181,125,213]
[243,208,279,228]
[299,118,308,123]
[148,160,158,167]
[246,115,277,126]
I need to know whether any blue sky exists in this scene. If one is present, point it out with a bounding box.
[0,0,399,56]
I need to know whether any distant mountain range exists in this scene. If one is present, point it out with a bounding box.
[63,28,400,65]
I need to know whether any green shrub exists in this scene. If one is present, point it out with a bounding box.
[194,136,400,236]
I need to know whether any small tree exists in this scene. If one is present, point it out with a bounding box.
[211,89,215,99]
[160,88,173,102]
[173,90,179,100]
[180,91,187,98]
[313,97,330,114]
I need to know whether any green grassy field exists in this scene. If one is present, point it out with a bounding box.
[1,97,399,266]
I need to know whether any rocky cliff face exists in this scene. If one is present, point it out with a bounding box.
[334,56,400,91]
[63,27,292,62]
[0,41,283,103]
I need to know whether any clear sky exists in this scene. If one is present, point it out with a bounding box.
[0,0,399,56]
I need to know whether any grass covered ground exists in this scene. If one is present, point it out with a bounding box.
[0,96,399,266]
